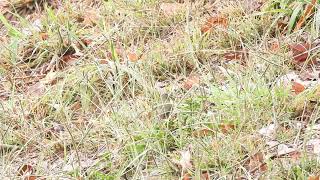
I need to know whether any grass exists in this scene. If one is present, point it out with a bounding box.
[1,0,320,179]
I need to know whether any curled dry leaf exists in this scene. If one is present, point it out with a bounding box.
[183,74,200,90]
[294,0,317,32]
[160,3,184,17]
[201,15,228,33]
[17,164,33,176]
[292,81,305,95]
[219,123,235,134]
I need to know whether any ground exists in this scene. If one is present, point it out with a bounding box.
[1,0,320,179]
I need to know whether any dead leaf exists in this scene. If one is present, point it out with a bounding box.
[183,74,200,90]
[179,148,192,171]
[182,173,192,180]
[192,128,213,137]
[127,52,139,62]
[201,15,228,33]
[307,139,320,154]
[268,39,280,51]
[292,81,305,95]
[17,164,33,176]
[40,32,48,40]
[219,123,235,134]
[27,82,46,97]
[24,175,46,180]
[289,43,311,62]
[223,50,248,62]
[277,144,296,156]
[308,176,320,180]
[160,3,184,16]
[99,59,108,64]
[244,152,267,173]
[294,0,317,31]
[258,124,277,138]
[201,172,210,180]
[62,54,78,65]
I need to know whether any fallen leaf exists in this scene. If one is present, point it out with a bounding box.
[223,50,248,62]
[268,39,280,51]
[127,52,139,62]
[200,172,210,180]
[244,152,267,173]
[17,164,33,176]
[289,43,311,62]
[40,32,48,40]
[27,82,46,97]
[182,173,192,180]
[160,3,184,17]
[294,0,317,31]
[179,148,192,171]
[307,139,320,154]
[192,128,213,137]
[201,15,228,33]
[308,176,320,180]
[183,74,200,90]
[258,124,277,138]
[219,123,235,134]
[24,175,46,180]
[81,38,92,47]
[62,54,78,65]
[99,59,108,64]
[277,144,296,156]
[292,81,305,95]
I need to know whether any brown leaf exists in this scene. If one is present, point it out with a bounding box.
[294,0,317,31]
[223,50,248,62]
[182,173,192,180]
[192,128,213,137]
[201,15,228,33]
[183,74,200,90]
[62,54,78,65]
[201,172,210,180]
[268,39,280,51]
[25,176,46,180]
[99,59,108,64]
[309,176,320,180]
[17,164,33,176]
[40,32,48,40]
[245,152,267,173]
[289,43,311,62]
[219,123,235,134]
[127,52,139,62]
[292,81,305,95]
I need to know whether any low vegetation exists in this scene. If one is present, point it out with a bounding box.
[1,0,320,179]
